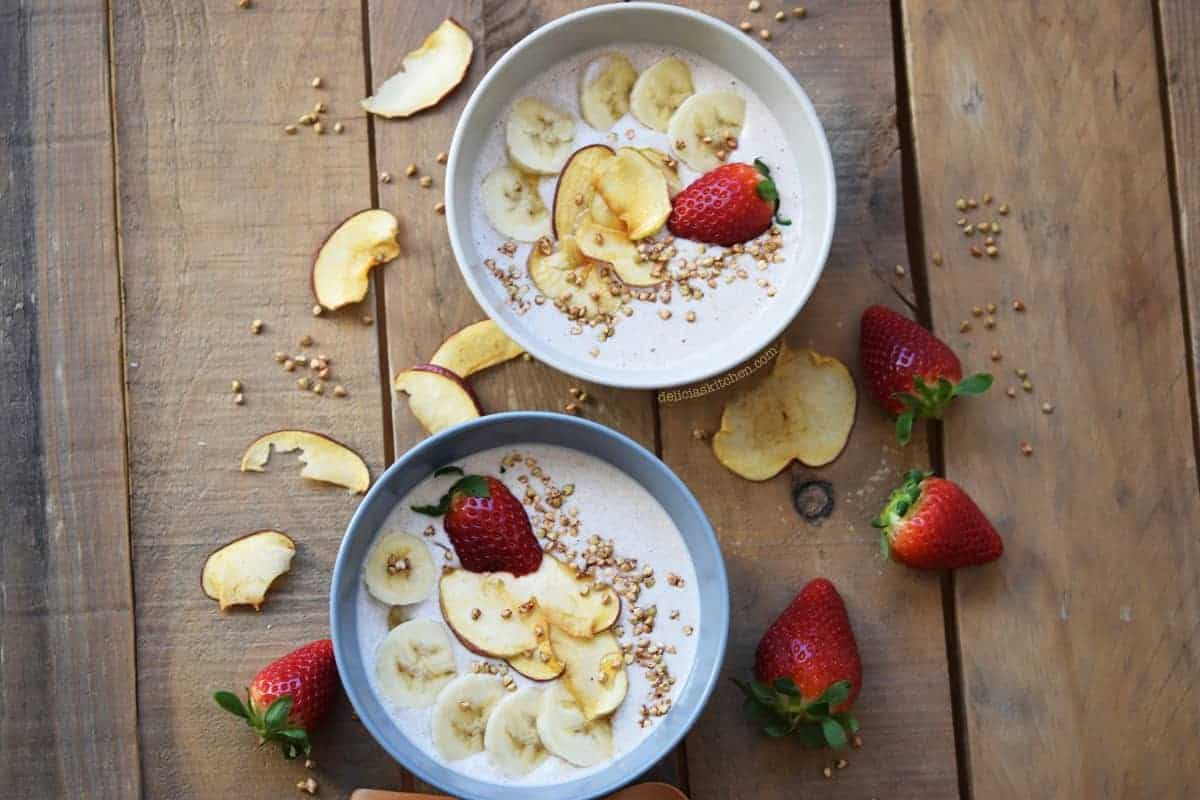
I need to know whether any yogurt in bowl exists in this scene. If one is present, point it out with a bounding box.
[446,3,835,390]
[331,413,728,800]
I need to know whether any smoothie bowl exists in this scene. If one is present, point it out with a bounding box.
[446,3,836,390]
[330,413,729,800]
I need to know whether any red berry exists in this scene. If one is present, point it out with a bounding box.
[427,475,542,575]
[755,578,862,711]
[859,305,992,444]
[875,471,1003,569]
[215,639,338,759]
[667,162,780,246]
[737,578,862,749]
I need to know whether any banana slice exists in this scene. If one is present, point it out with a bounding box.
[375,618,458,708]
[579,53,638,131]
[364,532,437,605]
[507,97,577,175]
[629,57,694,132]
[527,235,621,320]
[481,165,552,242]
[431,674,507,761]
[536,682,614,767]
[484,686,548,775]
[667,91,746,173]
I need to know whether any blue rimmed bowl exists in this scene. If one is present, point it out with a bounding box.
[330,412,729,800]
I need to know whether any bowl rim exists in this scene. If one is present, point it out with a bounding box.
[444,1,837,390]
[330,411,730,800]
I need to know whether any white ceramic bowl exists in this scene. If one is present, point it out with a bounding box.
[445,3,835,389]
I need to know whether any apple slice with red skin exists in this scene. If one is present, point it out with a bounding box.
[361,19,474,118]
[241,430,371,493]
[394,363,483,435]
[312,209,400,310]
[430,319,525,378]
[552,144,614,239]
[202,530,296,611]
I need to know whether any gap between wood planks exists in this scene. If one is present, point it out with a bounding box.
[104,0,147,791]
[358,0,410,791]
[1150,0,1200,497]
[888,2,970,799]
[360,0,399,475]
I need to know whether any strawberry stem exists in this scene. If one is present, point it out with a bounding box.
[753,158,791,226]
[734,678,858,748]
[412,473,491,516]
[892,373,993,445]
[872,469,930,559]
[214,691,311,760]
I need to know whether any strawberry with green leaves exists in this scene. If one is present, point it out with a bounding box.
[874,470,1003,569]
[414,467,543,576]
[736,578,862,749]
[859,304,992,444]
[214,639,338,759]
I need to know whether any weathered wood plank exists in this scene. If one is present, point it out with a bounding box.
[366,0,666,791]
[657,2,960,798]
[902,1,1200,796]
[0,2,141,798]
[1159,1,1200,425]
[111,1,402,796]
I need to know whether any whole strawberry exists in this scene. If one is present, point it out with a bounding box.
[874,470,1003,569]
[414,471,542,575]
[860,304,992,444]
[214,639,338,759]
[735,578,862,749]
[667,159,790,246]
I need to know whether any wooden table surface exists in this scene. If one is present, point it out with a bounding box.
[4,1,1198,798]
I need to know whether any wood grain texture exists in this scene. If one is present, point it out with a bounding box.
[366,0,666,791]
[656,2,960,798]
[901,1,1200,796]
[370,0,657,457]
[111,1,402,796]
[0,2,141,798]
[1159,1,1200,422]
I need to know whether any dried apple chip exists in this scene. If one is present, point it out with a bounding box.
[312,209,401,310]
[362,19,474,118]
[202,530,296,611]
[592,147,671,240]
[393,364,483,434]
[241,430,371,493]
[712,346,857,481]
[430,319,525,377]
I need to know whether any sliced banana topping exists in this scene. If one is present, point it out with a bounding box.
[506,97,578,175]
[364,532,437,605]
[579,53,638,131]
[375,618,458,708]
[484,686,548,775]
[667,90,746,173]
[629,57,694,132]
[481,165,552,243]
[536,681,614,767]
[431,674,507,761]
